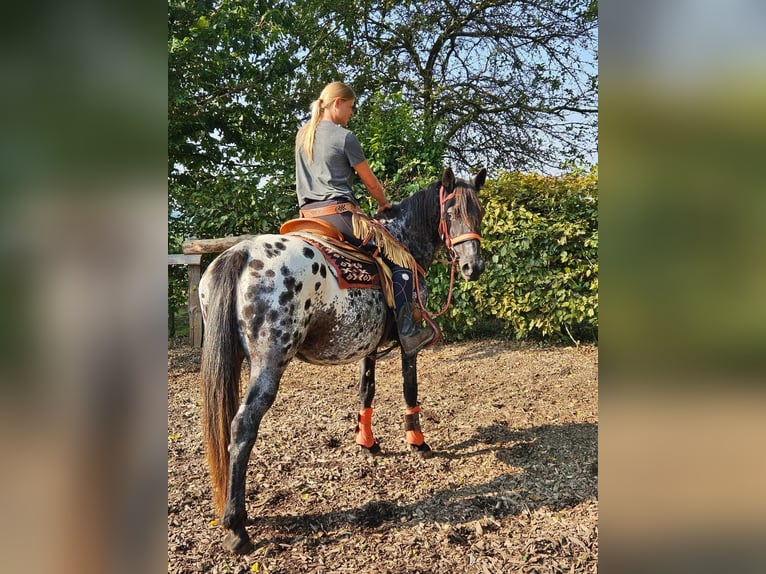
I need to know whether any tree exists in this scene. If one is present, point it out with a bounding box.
[351,0,598,172]
[169,1,309,243]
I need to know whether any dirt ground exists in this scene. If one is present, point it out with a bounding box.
[168,338,598,573]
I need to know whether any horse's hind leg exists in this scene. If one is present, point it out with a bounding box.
[402,353,433,459]
[355,356,381,456]
[222,361,284,553]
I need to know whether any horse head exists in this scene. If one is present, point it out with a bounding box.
[439,167,486,281]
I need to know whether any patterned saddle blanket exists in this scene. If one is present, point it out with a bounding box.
[281,229,395,308]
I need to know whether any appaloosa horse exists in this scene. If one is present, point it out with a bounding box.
[198,167,486,553]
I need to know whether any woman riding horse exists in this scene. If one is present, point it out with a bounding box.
[199,165,486,554]
[295,81,434,357]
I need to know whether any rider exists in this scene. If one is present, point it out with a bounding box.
[295,81,434,357]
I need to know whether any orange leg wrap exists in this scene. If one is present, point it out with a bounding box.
[355,407,376,448]
[404,404,424,446]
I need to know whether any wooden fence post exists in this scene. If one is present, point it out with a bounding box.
[168,254,203,348]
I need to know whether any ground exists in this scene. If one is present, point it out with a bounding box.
[168,338,598,573]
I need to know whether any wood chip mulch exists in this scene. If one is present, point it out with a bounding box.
[168,339,598,573]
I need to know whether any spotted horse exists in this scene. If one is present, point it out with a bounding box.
[198,167,486,553]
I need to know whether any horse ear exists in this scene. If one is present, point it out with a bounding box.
[474,168,487,191]
[442,167,455,191]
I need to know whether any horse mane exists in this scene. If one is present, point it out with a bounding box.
[394,181,442,233]
[380,177,483,235]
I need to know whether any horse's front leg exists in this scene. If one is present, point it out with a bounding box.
[222,372,281,554]
[355,355,381,456]
[402,353,434,458]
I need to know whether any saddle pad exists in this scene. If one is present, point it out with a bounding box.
[286,232,394,307]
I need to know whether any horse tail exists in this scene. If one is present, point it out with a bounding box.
[199,248,248,515]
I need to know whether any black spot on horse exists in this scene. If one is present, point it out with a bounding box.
[303,247,315,259]
[265,269,275,278]
[275,241,286,251]
[261,242,281,259]
[312,262,319,274]
[320,265,327,278]
[249,259,265,271]
[314,282,321,291]
[304,300,311,310]
[281,265,290,277]
[279,291,294,306]
[295,281,303,293]
[269,310,279,322]
[250,299,268,338]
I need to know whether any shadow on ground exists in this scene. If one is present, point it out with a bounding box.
[248,421,597,548]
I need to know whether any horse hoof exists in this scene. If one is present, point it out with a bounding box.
[409,442,434,459]
[223,529,254,554]
[358,442,382,457]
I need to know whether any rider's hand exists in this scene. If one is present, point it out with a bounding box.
[377,201,392,214]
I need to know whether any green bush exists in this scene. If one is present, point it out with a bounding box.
[425,166,598,343]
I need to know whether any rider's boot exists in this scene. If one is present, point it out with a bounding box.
[396,302,435,357]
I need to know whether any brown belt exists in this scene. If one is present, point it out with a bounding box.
[300,202,358,218]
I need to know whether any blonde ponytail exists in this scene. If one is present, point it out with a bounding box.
[296,82,356,163]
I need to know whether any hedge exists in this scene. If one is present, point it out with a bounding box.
[424,166,598,343]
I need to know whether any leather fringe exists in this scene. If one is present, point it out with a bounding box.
[352,212,416,270]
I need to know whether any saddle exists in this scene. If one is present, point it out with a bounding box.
[280,218,395,308]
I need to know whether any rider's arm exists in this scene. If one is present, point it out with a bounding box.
[354,160,392,213]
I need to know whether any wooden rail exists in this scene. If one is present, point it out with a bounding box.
[182,235,255,254]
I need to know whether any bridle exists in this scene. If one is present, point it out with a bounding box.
[438,184,483,251]
[414,184,483,324]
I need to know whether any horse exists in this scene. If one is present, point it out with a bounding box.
[198,167,486,553]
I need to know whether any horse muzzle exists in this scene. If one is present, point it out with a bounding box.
[460,258,484,281]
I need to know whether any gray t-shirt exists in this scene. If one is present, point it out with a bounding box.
[295,120,367,207]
